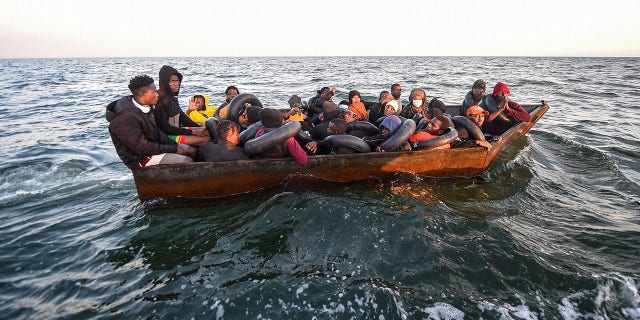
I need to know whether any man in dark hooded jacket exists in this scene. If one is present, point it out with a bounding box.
[106,75,196,170]
[155,65,210,146]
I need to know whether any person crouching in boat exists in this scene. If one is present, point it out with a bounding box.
[305,118,357,155]
[252,108,308,166]
[155,65,210,147]
[451,106,493,149]
[106,75,197,170]
[364,115,411,152]
[482,82,531,135]
[461,79,487,116]
[409,115,454,150]
[186,94,217,125]
[196,120,249,162]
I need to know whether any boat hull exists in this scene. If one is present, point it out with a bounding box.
[133,102,549,200]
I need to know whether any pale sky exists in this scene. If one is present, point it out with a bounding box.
[1,0,639,58]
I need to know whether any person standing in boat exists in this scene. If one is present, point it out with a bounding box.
[106,75,197,169]
[390,84,403,109]
[155,65,210,146]
[461,79,487,116]
[197,120,249,162]
[482,82,531,135]
[252,108,308,166]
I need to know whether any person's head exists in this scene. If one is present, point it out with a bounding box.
[320,88,334,101]
[217,120,240,144]
[492,82,510,104]
[246,106,261,124]
[472,79,486,99]
[322,101,339,121]
[128,75,158,105]
[260,108,284,128]
[409,89,426,109]
[379,90,393,105]
[317,86,331,96]
[348,90,361,104]
[288,95,303,108]
[379,115,402,138]
[427,98,446,118]
[426,115,453,135]
[327,118,347,135]
[391,83,402,100]
[384,100,399,116]
[193,95,206,111]
[339,106,358,123]
[168,74,181,95]
[466,105,489,127]
[225,86,239,102]
[159,65,182,96]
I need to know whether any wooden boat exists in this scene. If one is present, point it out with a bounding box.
[133,102,549,201]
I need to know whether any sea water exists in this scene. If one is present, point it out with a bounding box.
[0,57,639,319]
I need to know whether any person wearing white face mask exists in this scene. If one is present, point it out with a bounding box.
[399,88,428,120]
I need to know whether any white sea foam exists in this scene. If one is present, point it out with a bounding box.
[477,299,538,320]
[422,302,465,320]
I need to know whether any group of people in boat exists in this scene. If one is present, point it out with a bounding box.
[106,65,531,170]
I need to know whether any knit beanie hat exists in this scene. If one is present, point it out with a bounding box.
[492,82,510,97]
[472,79,486,90]
[428,98,446,112]
[260,108,283,128]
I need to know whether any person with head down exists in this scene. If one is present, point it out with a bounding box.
[196,120,249,162]
[106,75,197,170]
[252,108,308,166]
[482,82,531,135]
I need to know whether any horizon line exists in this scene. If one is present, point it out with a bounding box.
[1,54,639,60]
